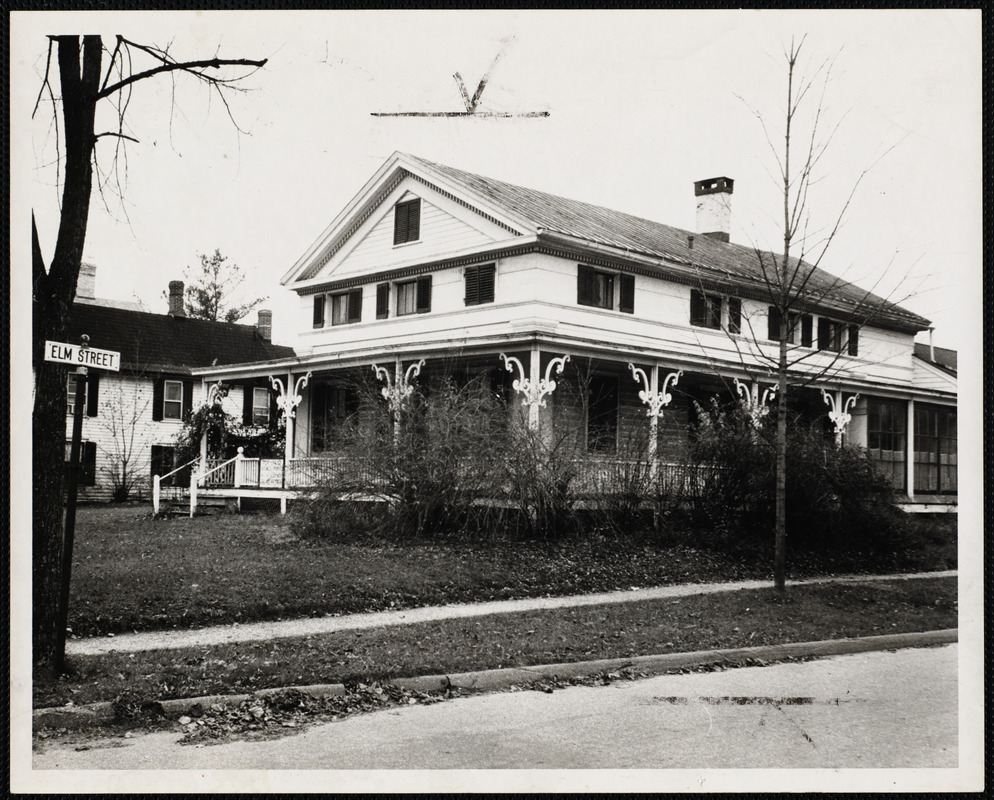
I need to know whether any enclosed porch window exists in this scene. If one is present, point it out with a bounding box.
[914,404,957,494]
[866,398,906,491]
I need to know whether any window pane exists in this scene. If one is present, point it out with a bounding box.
[331,294,349,325]
[396,282,417,316]
[165,382,182,401]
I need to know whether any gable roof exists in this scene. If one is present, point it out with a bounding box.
[914,343,957,376]
[57,303,296,374]
[288,151,930,333]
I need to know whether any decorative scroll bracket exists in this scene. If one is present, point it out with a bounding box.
[270,371,312,420]
[734,378,777,428]
[372,360,425,416]
[822,390,859,435]
[206,381,228,407]
[629,364,682,418]
[500,353,570,410]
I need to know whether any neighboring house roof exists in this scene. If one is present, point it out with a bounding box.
[60,303,296,374]
[292,151,929,333]
[75,296,149,312]
[914,342,957,376]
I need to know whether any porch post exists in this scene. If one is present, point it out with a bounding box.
[528,345,541,430]
[906,398,915,499]
[394,357,403,441]
[648,364,660,481]
[834,389,844,447]
[284,370,294,460]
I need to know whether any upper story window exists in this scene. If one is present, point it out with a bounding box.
[577,265,634,313]
[396,275,432,316]
[690,289,722,329]
[393,198,421,245]
[163,380,184,420]
[67,374,87,416]
[767,307,813,346]
[331,289,362,325]
[464,264,496,306]
[816,318,858,355]
[252,387,270,425]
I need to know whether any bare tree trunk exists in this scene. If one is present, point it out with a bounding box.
[32,35,101,672]
[774,336,788,592]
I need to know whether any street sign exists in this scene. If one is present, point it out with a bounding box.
[44,340,121,371]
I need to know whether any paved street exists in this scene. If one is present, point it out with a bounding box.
[32,644,956,773]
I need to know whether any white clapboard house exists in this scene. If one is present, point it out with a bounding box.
[42,265,295,503]
[190,152,956,512]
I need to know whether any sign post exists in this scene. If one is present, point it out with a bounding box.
[45,335,120,673]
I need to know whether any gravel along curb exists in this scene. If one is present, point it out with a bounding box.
[33,629,956,732]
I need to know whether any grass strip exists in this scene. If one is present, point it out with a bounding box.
[37,576,956,710]
[66,507,956,637]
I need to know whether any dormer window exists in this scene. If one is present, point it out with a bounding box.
[393,198,421,245]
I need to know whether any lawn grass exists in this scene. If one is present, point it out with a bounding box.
[65,505,956,638]
[37,576,956,709]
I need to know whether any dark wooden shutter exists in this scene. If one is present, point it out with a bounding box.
[347,288,362,322]
[691,290,707,327]
[376,283,390,319]
[407,199,421,242]
[847,324,859,356]
[801,314,813,347]
[311,382,328,451]
[619,274,635,314]
[269,387,279,427]
[182,380,194,420]
[728,297,742,333]
[152,378,164,421]
[243,383,254,425]
[86,372,100,417]
[577,265,596,306]
[416,275,432,313]
[479,264,495,303]
[817,317,831,350]
[81,441,96,486]
[767,306,781,341]
[313,295,325,328]
[464,266,480,305]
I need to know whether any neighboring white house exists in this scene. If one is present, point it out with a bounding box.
[194,152,957,506]
[48,270,296,502]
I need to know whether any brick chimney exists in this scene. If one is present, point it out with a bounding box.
[77,262,97,300]
[694,177,734,243]
[257,309,272,342]
[168,280,186,317]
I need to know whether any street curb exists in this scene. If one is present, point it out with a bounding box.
[33,628,956,732]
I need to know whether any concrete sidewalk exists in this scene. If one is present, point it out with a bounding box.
[66,569,956,656]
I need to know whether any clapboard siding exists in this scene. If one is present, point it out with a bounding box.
[322,179,512,281]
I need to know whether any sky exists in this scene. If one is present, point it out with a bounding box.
[14,9,980,352]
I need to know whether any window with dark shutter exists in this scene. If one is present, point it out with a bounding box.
[767,306,781,341]
[817,318,842,352]
[415,275,432,313]
[728,297,742,333]
[313,295,325,328]
[847,324,859,356]
[619,274,635,314]
[393,198,421,245]
[465,264,496,305]
[376,283,390,319]
[152,378,164,421]
[577,265,614,310]
[801,314,813,347]
[691,290,721,329]
[347,288,362,322]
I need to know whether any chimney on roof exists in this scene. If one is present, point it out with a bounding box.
[694,177,734,243]
[257,309,272,342]
[77,262,96,300]
[168,280,186,317]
